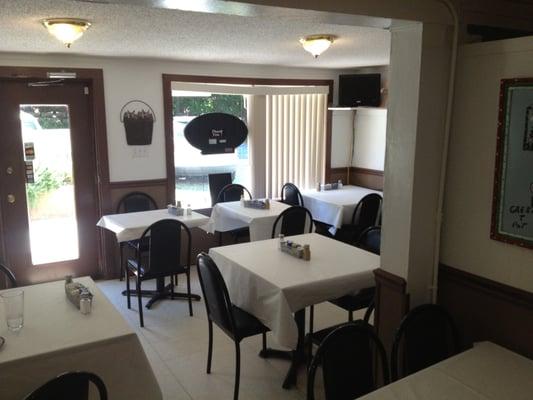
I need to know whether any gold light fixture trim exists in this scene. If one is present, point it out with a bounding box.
[42,18,91,48]
[299,35,336,58]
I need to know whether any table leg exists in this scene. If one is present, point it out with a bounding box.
[258,309,306,389]
[121,277,201,308]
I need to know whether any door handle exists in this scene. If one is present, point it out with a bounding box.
[7,194,15,204]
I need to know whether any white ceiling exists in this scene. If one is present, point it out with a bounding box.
[0,0,391,69]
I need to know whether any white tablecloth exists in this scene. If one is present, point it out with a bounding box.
[209,233,378,349]
[203,200,291,241]
[301,185,382,229]
[0,277,162,400]
[360,342,533,400]
[97,209,210,242]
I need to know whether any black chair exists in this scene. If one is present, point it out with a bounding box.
[116,192,158,280]
[23,371,107,400]
[0,262,17,288]
[391,304,461,381]
[196,253,269,400]
[307,321,389,400]
[356,226,381,254]
[335,193,383,245]
[126,219,193,327]
[271,206,314,238]
[209,173,233,206]
[280,183,304,207]
[215,184,252,245]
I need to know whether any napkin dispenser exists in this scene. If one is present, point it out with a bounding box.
[242,198,270,209]
[167,204,184,216]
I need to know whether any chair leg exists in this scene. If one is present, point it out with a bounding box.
[119,243,124,281]
[136,278,144,327]
[174,274,178,286]
[186,271,193,316]
[218,232,223,246]
[126,267,131,309]
[262,332,267,353]
[234,342,241,400]
[348,310,354,322]
[309,305,314,335]
[207,321,213,374]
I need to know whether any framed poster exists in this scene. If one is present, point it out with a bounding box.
[491,78,533,249]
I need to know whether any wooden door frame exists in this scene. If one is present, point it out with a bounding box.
[162,74,334,204]
[0,66,111,279]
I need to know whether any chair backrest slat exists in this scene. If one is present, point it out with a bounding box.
[307,322,389,400]
[271,206,314,238]
[356,226,381,255]
[351,193,383,227]
[116,191,157,214]
[196,253,236,336]
[280,183,304,207]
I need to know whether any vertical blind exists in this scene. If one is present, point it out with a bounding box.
[265,93,327,198]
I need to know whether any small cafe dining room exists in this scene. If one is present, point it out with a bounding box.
[0,1,533,400]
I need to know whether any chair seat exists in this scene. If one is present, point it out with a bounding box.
[329,287,375,312]
[232,305,269,340]
[334,224,365,244]
[127,259,188,280]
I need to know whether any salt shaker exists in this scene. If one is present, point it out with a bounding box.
[278,234,285,249]
[186,204,192,216]
[80,294,92,315]
[337,179,343,189]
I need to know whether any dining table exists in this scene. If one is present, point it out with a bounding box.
[97,209,209,307]
[0,277,162,399]
[301,185,382,233]
[203,200,291,241]
[359,341,533,400]
[209,232,379,388]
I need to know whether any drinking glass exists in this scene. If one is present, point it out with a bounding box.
[1,290,24,331]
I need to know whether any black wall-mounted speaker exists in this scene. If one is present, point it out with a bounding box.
[338,73,381,107]
[184,113,248,155]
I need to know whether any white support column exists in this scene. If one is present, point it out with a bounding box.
[247,95,267,198]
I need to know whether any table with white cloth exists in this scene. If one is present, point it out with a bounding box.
[97,209,210,307]
[360,341,533,400]
[203,200,291,241]
[0,277,162,400]
[209,232,379,388]
[301,185,382,233]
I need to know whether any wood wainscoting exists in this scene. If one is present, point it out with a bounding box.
[374,268,409,355]
[329,167,384,191]
[438,264,533,359]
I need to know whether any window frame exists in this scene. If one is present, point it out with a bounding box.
[162,74,334,206]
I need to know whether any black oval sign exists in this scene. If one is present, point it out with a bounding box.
[184,113,248,155]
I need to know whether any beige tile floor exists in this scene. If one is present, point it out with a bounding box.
[97,269,369,400]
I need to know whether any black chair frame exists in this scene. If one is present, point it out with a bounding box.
[307,321,389,400]
[215,184,252,245]
[391,303,461,381]
[0,262,17,288]
[335,193,383,245]
[126,219,196,327]
[271,206,314,239]
[23,371,107,400]
[196,253,269,400]
[280,183,304,207]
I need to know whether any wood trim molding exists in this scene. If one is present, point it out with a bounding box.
[352,167,384,177]
[438,264,533,358]
[0,66,110,278]
[374,268,409,355]
[108,178,168,189]
[162,73,334,201]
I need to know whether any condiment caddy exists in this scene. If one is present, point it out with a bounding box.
[278,235,311,261]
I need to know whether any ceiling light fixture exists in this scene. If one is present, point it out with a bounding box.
[42,18,91,48]
[299,35,336,58]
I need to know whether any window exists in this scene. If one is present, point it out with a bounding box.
[172,92,250,208]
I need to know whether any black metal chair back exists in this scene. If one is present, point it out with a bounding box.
[139,219,191,278]
[280,183,304,207]
[271,206,314,238]
[308,321,389,400]
[209,173,233,206]
[196,253,237,337]
[23,371,107,400]
[116,191,157,213]
[351,193,382,227]
[0,262,17,288]
[356,226,381,255]
[391,304,461,381]
[216,184,252,204]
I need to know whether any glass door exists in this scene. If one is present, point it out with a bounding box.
[0,81,99,285]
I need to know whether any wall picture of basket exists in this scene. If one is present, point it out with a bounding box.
[120,100,155,145]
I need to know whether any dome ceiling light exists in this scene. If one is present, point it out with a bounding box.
[299,35,336,58]
[42,18,91,48]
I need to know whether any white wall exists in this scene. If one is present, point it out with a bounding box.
[0,52,346,182]
[441,36,533,293]
[352,108,387,170]
[330,110,356,168]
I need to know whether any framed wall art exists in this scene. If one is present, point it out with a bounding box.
[491,78,533,249]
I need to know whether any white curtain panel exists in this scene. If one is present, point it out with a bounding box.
[266,93,327,198]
